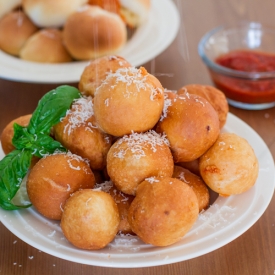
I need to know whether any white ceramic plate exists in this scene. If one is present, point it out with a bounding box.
[0,0,180,84]
[0,113,274,267]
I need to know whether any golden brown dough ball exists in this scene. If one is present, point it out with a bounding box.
[177,159,200,176]
[199,133,259,196]
[0,11,38,56]
[128,177,199,246]
[156,91,220,162]
[27,152,96,220]
[63,5,127,60]
[79,55,131,97]
[53,97,112,170]
[173,165,209,212]
[61,189,120,250]
[178,84,229,129]
[94,181,134,234]
[1,114,32,154]
[94,66,164,136]
[107,131,174,195]
[20,28,72,63]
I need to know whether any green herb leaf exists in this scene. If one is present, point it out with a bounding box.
[28,134,66,158]
[27,85,81,135]
[12,124,66,158]
[0,85,81,211]
[0,149,32,210]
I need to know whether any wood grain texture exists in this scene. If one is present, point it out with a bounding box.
[0,0,275,274]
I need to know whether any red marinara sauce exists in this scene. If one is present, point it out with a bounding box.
[212,50,275,103]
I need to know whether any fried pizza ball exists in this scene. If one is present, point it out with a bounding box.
[178,84,229,129]
[94,181,134,234]
[61,189,120,250]
[107,131,174,195]
[156,91,220,162]
[128,177,199,246]
[78,55,131,97]
[177,159,200,176]
[93,66,164,136]
[173,165,209,212]
[53,97,112,170]
[199,133,259,196]
[27,152,96,220]
[1,114,32,154]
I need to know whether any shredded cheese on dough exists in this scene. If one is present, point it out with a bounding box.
[145,177,160,184]
[100,67,162,101]
[178,172,190,183]
[63,97,94,135]
[160,92,172,121]
[113,130,170,160]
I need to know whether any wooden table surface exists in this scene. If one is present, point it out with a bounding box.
[0,0,275,274]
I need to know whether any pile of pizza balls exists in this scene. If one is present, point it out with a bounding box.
[0,55,259,250]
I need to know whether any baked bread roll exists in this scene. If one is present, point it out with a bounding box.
[61,189,120,250]
[22,0,88,27]
[199,133,259,196]
[63,5,127,60]
[88,0,151,28]
[20,28,72,63]
[88,0,120,14]
[0,0,21,20]
[128,177,199,246]
[93,66,164,136]
[0,11,38,56]
[119,0,150,28]
[79,55,131,97]
[27,152,96,220]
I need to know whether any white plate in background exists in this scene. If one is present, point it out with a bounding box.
[0,0,180,84]
[0,113,274,268]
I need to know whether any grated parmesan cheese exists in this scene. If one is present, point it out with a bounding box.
[178,172,190,183]
[145,177,160,184]
[113,130,170,160]
[63,97,94,135]
[94,181,114,192]
[100,67,162,101]
[160,92,172,121]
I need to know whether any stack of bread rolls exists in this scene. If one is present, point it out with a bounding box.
[0,55,259,250]
[0,0,150,63]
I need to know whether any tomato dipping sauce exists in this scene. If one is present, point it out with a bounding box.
[211,50,275,105]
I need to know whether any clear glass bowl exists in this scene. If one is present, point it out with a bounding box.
[198,22,275,110]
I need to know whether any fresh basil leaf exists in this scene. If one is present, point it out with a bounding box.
[12,123,34,150]
[0,85,81,211]
[12,124,66,157]
[0,149,32,210]
[27,85,81,135]
[28,134,66,158]
[0,197,31,211]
